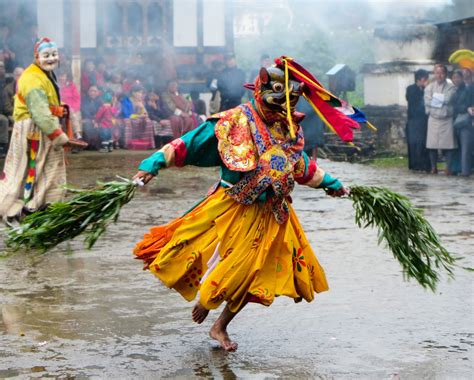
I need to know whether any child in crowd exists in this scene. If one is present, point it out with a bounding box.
[95,92,118,153]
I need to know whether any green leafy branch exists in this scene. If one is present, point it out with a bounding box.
[349,185,458,291]
[6,178,138,252]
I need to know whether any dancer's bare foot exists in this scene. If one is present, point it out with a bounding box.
[192,302,210,324]
[209,323,238,352]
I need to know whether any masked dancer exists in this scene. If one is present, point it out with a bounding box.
[133,57,367,352]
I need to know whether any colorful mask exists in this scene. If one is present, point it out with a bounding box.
[257,66,304,113]
[34,37,59,72]
[245,56,368,142]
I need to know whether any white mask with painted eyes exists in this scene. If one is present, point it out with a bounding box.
[37,47,59,72]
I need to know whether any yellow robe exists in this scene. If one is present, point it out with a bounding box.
[134,105,330,313]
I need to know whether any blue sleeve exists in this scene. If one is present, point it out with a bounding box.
[318,172,343,191]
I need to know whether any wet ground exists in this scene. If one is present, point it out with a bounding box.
[0,151,473,379]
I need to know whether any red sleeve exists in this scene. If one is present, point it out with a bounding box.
[95,105,105,121]
[294,156,317,185]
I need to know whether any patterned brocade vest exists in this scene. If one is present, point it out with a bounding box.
[213,102,305,224]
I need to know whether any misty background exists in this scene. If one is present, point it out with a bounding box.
[233,0,473,106]
[0,0,472,107]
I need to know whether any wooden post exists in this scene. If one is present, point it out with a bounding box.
[71,0,81,92]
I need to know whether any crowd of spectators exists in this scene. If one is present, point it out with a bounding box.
[0,50,253,157]
[405,64,474,177]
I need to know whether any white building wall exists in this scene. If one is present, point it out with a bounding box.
[203,0,225,46]
[37,0,64,48]
[364,73,414,106]
[80,0,97,48]
[173,0,198,47]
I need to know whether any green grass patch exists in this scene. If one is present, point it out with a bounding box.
[364,156,408,168]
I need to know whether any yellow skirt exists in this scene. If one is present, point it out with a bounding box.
[134,187,328,312]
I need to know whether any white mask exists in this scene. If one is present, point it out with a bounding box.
[37,47,59,72]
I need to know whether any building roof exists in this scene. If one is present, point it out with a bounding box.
[435,16,474,28]
[326,64,347,76]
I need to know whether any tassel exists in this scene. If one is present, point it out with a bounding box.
[283,58,296,139]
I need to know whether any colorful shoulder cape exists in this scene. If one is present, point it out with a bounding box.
[211,102,305,224]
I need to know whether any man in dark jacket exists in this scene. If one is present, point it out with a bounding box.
[217,54,246,111]
[405,69,430,171]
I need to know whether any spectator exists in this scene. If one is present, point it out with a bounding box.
[0,25,16,72]
[217,53,246,111]
[161,80,196,138]
[405,69,431,172]
[120,84,148,120]
[122,85,155,150]
[119,92,134,119]
[0,60,9,157]
[145,91,173,147]
[297,99,325,158]
[249,53,272,83]
[424,64,457,175]
[128,85,148,119]
[190,90,207,124]
[105,72,123,97]
[58,71,82,139]
[3,67,24,120]
[95,92,118,153]
[145,91,165,122]
[451,69,473,176]
[95,59,109,89]
[207,60,224,114]
[122,72,136,94]
[81,59,97,95]
[81,85,102,150]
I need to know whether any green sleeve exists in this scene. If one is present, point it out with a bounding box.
[138,120,221,175]
[138,151,167,175]
[25,88,61,136]
[181,120,221,166]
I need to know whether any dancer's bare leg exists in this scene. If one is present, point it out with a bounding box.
[209,302,246,352]
[192,301,210,324]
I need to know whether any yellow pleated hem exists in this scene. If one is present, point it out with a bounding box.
[134,187,328,313]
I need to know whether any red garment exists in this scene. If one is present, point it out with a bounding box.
[96,71,105,87]
[169,114,195,139]
[81,70,97,93]
[95,104,117,129]
[122,80,133,94]
[59,81,81,111]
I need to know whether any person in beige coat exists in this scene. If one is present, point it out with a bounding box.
[424,64,457,174]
